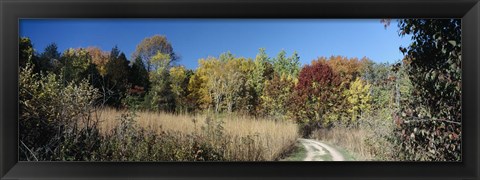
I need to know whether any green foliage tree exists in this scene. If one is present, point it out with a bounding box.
[361,62,398,122]
[61,48,93,84]
[272,50,300,78]
[395,19,462,161]
[145,51,175,111]
[251,48,268,92]
[288,51,301,77]
[246,48,269,115]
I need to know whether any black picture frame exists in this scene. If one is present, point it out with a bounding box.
[1,0,479,179]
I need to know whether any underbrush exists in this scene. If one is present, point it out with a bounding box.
[19,64,299,161]
[21,108,299,161]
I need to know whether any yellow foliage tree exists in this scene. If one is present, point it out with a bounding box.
[344,77,372,125]
[170,66,187,97]
[169,66,188,112]
[260,73,296,120]
[188,54,255,113]
[188,57,216,111]
[223,57,253,113]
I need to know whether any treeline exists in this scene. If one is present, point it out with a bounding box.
[19,34,398,135]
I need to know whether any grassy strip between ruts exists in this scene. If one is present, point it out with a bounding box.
[281,139,356,161]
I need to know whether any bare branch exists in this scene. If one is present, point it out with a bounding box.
[403,117,461,125]
[20,140,39,161]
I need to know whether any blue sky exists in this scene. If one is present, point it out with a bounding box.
[20,19,411,70]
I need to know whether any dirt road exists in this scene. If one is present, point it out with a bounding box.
[298,138,345,161]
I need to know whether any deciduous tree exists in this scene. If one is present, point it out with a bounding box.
[291,61,341,136]
[169,66,193,112]
[272,50,300,78]
[260,74,296,120]
[61,48,93,84]
[85,47,110,77]
[343,77,372,125]
[246,48,269,115]
[395,19,462,161]
[132,35,177,72]
[146,51,175,111]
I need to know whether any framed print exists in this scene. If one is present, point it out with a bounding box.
[1,0,479,179]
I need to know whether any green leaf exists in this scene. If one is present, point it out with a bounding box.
[431,71,437,81]
[448,40,457,46]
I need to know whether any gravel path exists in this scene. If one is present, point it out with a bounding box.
[298,138,345,161]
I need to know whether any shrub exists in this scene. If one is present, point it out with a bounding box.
[19,63,101,161]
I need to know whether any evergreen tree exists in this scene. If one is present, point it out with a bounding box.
[104,46,131,107]
[38,43,61,72]
[19,37,34,69]
[129,56,150,90]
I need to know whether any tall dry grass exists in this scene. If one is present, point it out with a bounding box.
[93,108,299,161]
[311,120,395,161]
[312,128,374,160]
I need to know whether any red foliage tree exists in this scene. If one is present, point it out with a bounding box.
[291,61,341,136]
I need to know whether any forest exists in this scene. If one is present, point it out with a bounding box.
[19,19,461,161]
